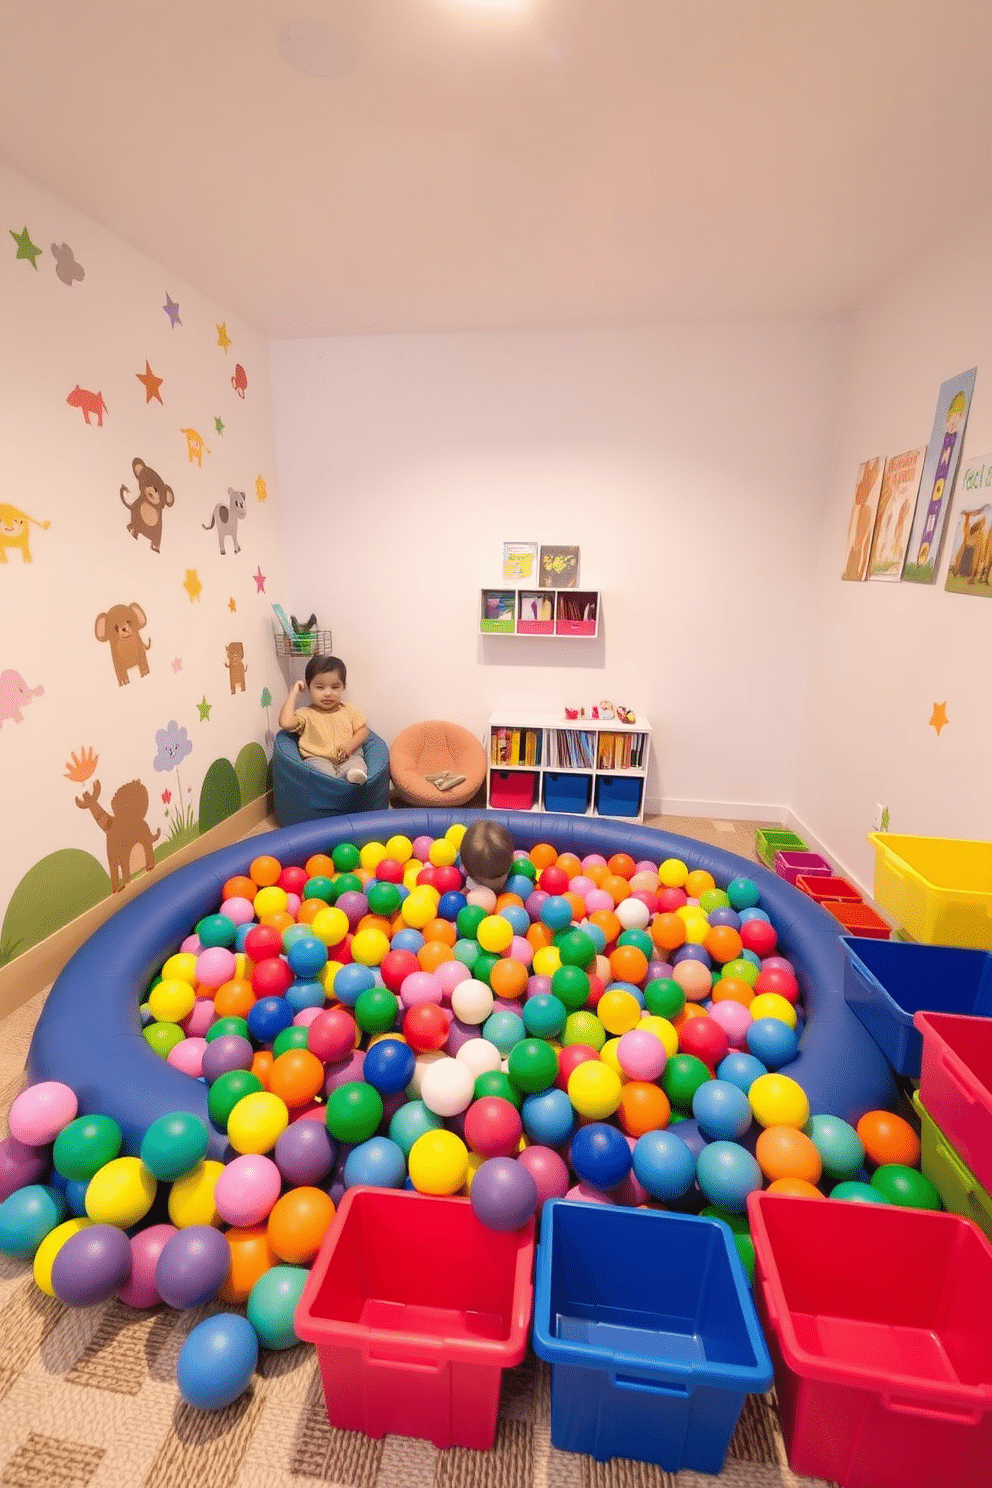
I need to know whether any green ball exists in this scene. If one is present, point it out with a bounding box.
[196,913,237,948]
[325,1082,383,1143]
[247,1265,309,1349]
[366,881,402,917]
[562,1011,605,1050]
[698,889,731,914]
[205,1016,250,1044]
[510,857,537,881]
[53,1114,123,1181]
[507,1038,559,1093]
[722,958,759,987]
[303,875,335,902]
[870,1164,942,1210]
[662,1053,711,1111]
[273,1025,311,1056]
[733,1231,755,1282]
[522,993,567,1040]
[617,928,653,958]
[143,1022,185,1058]
[551,965,591,1011]
[470,951,500,987]
[804,1114,864,1180]
[332,842,361,871]
[208,1069,264,1129]
[457,904,488,940]
[453,938,480,969]
[388,1099,443,1155]
[556,929,597,968]
[700,1204,749,1234]
[644,978,685,1020]
[830,1181,891,1204]
[354,988,400,1034]
[473,1069,522,1108]
[330,872,362,900]
[139,1112,209,1182]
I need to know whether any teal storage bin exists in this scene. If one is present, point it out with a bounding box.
[532,1201,772,1474]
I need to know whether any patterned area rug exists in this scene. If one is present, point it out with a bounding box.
[0,815,839,1488]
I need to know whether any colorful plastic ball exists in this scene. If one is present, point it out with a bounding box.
[343,1136,407,1190]
[550,965,591,1012]
[716,1051,767,1093]
[522,993,566,1040]
[196,946,239,991]
[470,1157,538,1233]
[463,1097,523,1159]
[505,1038,558,1094]
[202,1034,255,1084]
[139,1112,209,1183]
[85,1156,156,1228]
[753,966,800,1003]
[362,1037,416,1095]
[0,1184,67,1259]
[521,1087,575,1146]
[32,1216,92,1295]
[567,1060,622,1120]
[52,1114,123,1181]
[354,987,400,1035]
[517,1144,570,1209]
[243,923,284,962]
[661,1053,711,1111]
[50,1222,133,1307]
[176,1312,258,1411]
[632,1129,697,1200]
[643,977,685,1020]
[570,1123,633,1191]
[695,1141,763,1215]
[247,995,295,1045]
[804,1114,865,1180]
[671,959,713,1004]
[420,1055,476,1117]
[389,1099,444,1155]
[324,1082,383,1144]
[755,1126,824,1184]
[273,1120,335,1187]
[0,1134,49,1203]
[227,1091,290,1155]
[307,1008,358,1063]
[213,1153,282,1228]
[746,1016,799,1070]
[9,1081,78,1146]
[408,1129,469,1195]
[692,1079,753,1140]
[403,1002,451,1052]
[117,1223,177,1309]
[616,1080,671,1138]
[708,999,752,1050]
[481,1008,526,1057]
[856,1110,922,1168]
[613,1028,665,1081]
[870,1164,941,1209]
[678,1016,730,1069]
[765,1177,826,1200]
[148,978,197,1024]
[748,1073,809,1130]
[207,1069,264,1131]
[246,1265,308,1351]
[740,918,777,957]
[285,934,328,980]
[830,1180,891,1204]
[267,1186,335,1264]
[155,1224,232,1309]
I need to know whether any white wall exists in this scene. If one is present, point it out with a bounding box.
[792,219,992,890]
[270,319,848,816]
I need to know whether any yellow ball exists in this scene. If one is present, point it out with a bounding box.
[253,885,289,918]
[403,862,424,890]
[385,834,413,864]
[685,869,716,898]
[350,927,391,966]
[408,1129,469,1195]
[683,916,711,946]
[748,992,798,1028]
[567,1060,622,1119]
[85,1156,157,1228]
[429,838,458,868]
[532,946,562,977]
[161,952,197,985]
[463,1149,485,1193]
[402,886,440,929]
[147,977,197,1023]
[476,914,514,954]
[598,1037,629,1080]
[321,960,344,993]
[445,823,467,849]
[638,1015,680,1058]
[658,858,689,889]
[311,905,349,947]
[168,1159,225,1227]
[227,1091,290,1154]
[749,1073,810,1130]
[597,988,642,1036]
[33,1217,92,1296]
[360,842,387,872]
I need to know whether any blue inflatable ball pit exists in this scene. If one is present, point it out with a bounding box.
[632,1129,697,1201]
[569,1122,633,1192]
[176,1313,259,1410]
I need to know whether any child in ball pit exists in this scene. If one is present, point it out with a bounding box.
[459,819,516,892]
[278,654,369,783]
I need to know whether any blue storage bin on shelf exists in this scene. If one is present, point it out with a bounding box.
[842,937,992,1078]
[531,1200,773,1474]
[594,774,643,818]
[543,772,591,814]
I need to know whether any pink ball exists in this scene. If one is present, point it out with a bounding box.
[507,935,534,966]
[195,946,237,989]
[463,1096,523,1159]
[566,1182,615,1204]
[585,889,615,914]
[220,896,256,926]
[8,1080,78,1146]
[323,1049,365,1094]
[672,960,713,1003]
[411,835,433,862]
[754,967,800,1003]
[435,959,471,998]
[285,893,302,916]
[569,876,596,900]
[0,1134,49,1201]
[517,1145,570,1210]
[182,1000,217,1038]
[616,1028,667,1081]
[708,999,753,1049]
[307,1008,358,1063]
[657,887,688,911]
[214,1153,282,1227]
[181,934,203,954]
[293,1006,324,1028]
[400,970,443,1008]
[167,1036,207,1077]
[581,854,608,872]
[117,1224,177,1309]
[633,891,660,915]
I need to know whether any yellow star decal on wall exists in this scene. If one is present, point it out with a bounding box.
[255,475,268,503]
[197,695,212,721]
[183,569,203,602]
[929,701,948,735]
[216,322,232,352]
[228,596,237,613]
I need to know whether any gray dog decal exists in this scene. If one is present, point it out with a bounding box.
[203,488,247,554]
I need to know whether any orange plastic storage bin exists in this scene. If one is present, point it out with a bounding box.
[824,900,891,938]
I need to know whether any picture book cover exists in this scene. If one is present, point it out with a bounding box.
[867,447,926,580]
[841,457,884,580]
[902,366,978,584]
[502,542,538,584]
[539,545,579,588]
[944,452,992,598]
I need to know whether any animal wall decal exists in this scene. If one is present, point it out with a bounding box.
[231,363,248,398]
[0,669,44,726]
[51,242,85,285]
[120,458,175,553]
[0,504,50,563]
[180,428,211,466]
[94,602,152,686]
[225,641,247,694]
[67,384,108,426]
[74,778,161,892]
[204,488,247,554]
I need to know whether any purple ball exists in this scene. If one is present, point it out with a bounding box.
[0,1134,49,1201]
[469,1156,538,1233]
[335,891,369,928]
[155,1224,232,1309]
[323,1049,365,1095]
[51,1223,132,1306]
[201,1034,254,1083]
[444,1016,479,1056]
[273,1120,336,1186]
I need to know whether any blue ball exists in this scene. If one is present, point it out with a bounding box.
[692,1079,753,1141]
[746,1017,799,1070]
[521,1087,575,1146]
[0,1184,67,1259]
[707,907,742,930]
[176,1313,259,1410]
[695,1140,763,1214]
[499,904,530,937]
[331,963,376,1007]
[343,1136,407,1190]
[247,996,294,1044]
[632,1130,697,1200]
[286,978,326,1013]
[540,896,574,932]
[716,1051,768,1094]
[437,891,467,922]
[673,944,712,968]
[234,922,255,953]
[391,928,425,954]
[738,908,771,925]
[247,1265,309,1350]
[505,873,535,900]
[362,1038,416,1095]
[570,1123,632,1191]
[583,923,607,953]
[286,934,328,979]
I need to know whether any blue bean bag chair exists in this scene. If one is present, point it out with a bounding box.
[272,727,391,826]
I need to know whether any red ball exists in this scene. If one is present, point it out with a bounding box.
[657,887,688,912]
[403,1002,451,1052]
[335,934,353,966]
[554,1043,600,1092]
[416,865,439,888]
[307,1008,358,1063]
[677,1016,729,1069]
[380,948,420,994]
[753,967,799,1003]
[539,865,569,895]
[278,866,308,896]
[244,925,284,963]
[633,891,660,915]
[585,973,605,1009]
[432,865,463,894]
[375,858,404,883]
[251,956,294,998]
[740,918,778,957]
[463,1097,522,1159]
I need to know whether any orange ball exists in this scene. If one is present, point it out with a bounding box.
[703,925,744,964]
[494,893,526,912]
[267,1187,335,1264]
[527,922,554,952]
[356,914,393,939]
[218,1224,277,1304]
[564,892,587,922]
[250,855,283,888]
[600,874,631,904]
[616,1081,671,1137]
[267,1048,325,1109]
[766,1177,826,1200]
[556,853,583,880]
[260,910,295,935]
[489,958,529,1000]
[296,898,325,926]
[530,843,559,871]
[711,977,755,1007]
[608,853,637,881]
[652,913,687,952]
[685,869,716,899]
[609,945,649,986]
[755,1126,824,1184]
[423,917,457,947]
[589,910,621,946]
[671,1003,709,1031]
[223,875,257,902]
[856,1110,921,1168]
[584,862,610,887]
[213,977,256,1020]
[305,853,336,879]
[418,941,454,973]
[250,1050,274,1089]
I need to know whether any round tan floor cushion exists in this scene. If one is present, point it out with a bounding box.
[389,720,487,808]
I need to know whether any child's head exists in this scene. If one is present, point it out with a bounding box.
[305,654,346,689]
[459,819,515,892]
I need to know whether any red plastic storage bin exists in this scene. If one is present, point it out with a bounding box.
[795,873,863,903]
[748,1192,992,1488]
[914,1009,992,1197]
[488,770,537,811]
[824,899,891,938]
[294,1188,534,1450]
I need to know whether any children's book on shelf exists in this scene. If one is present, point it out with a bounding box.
[490,727,541,766]
[502,542,539,584]
[867,447,926,580]
[944,452,992,599]
[902,366,978,584]
[538,545,580,588]
[841,458,884,580]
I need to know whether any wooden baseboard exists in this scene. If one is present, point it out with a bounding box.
[0,794,275,1022]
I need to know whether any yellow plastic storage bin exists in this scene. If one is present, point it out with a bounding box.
[867,833,992,949]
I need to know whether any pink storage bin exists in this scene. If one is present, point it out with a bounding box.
[773,850,832,884]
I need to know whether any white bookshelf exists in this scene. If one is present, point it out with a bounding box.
[486,711,651,821]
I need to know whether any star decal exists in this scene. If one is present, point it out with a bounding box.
[197,695,213,722]
[136,360,164,404]
[216,322,232,352]
[929,701,948,736]
[214,415,225,435]
[172,657,183,673]
[253,566,267,594]
[9,225,42,268]
[255,474,268,503]
[163,293,182,328]
[183,569,203,602]
[228,596,237,613]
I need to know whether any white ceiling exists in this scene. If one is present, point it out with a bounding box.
[2,0,990,339]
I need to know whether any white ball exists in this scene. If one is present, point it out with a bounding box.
[616,897,651,931]
[455,1037,503,1077]
[450,978,495,1026]
[466,887,497,913]
[405,1049,447,1098]
[419,1056,476,1117]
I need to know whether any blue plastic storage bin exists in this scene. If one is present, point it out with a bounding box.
[594,774,643,818]
[543,772,592,814]
[532,1201,773,1474]
[842,936,992,1078]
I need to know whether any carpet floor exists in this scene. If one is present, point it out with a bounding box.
[0,814,839,1488]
